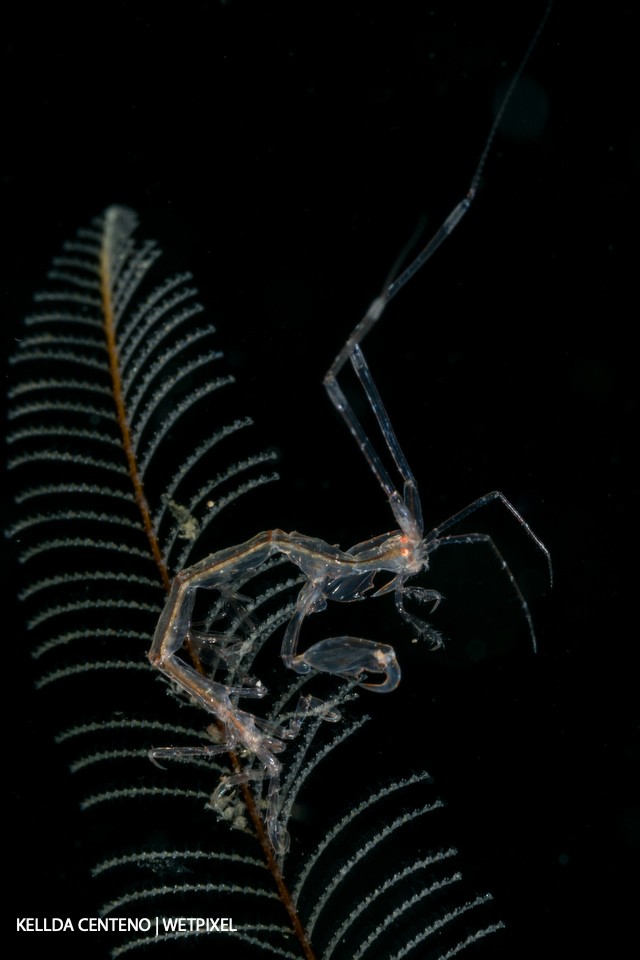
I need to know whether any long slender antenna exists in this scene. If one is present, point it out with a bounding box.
[386,0,554,303]
[324,2,553,536]
[327,2,554,384]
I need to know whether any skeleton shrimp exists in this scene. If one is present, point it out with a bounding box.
[148,9,553,857]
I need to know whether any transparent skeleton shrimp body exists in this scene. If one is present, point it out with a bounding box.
[148,10,553,857]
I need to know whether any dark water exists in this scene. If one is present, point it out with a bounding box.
[3,3,635,957]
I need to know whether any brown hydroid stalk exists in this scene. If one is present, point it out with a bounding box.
[236,767,317,960]
[99,232,171,594]
[99,213,314,958]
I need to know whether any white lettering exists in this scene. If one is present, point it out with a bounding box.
[159,917,237,934]
[16,915,232,935]
[81,917,153,932]
[16,918,74,932]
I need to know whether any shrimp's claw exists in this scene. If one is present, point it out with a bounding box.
[289,636,401,693]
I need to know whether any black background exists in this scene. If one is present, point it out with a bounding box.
[3,2,636,957]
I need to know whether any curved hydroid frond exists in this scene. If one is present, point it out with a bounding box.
[8,208,503,959]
